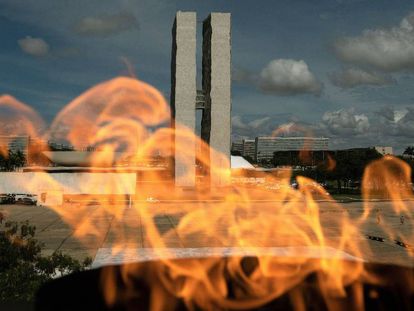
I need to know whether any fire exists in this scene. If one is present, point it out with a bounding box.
[0,95,44,157]
[362,156,414,259]
[1,77,413,310]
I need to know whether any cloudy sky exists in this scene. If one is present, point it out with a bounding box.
[1,0,414,153]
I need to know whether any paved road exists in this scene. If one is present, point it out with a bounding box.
[0,201,413,267]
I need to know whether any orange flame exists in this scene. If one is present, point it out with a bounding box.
[0,77,413,310]
[0,95,44,157]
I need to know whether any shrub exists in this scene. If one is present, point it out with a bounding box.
[0,220,92,301]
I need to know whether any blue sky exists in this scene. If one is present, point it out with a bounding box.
[1,0,414,153]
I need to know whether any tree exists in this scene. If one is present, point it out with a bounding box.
[321,148,382,193]
[397,156,414,181]
[0,150,26,171]
[403,146,414,156]
[0,221,91,302]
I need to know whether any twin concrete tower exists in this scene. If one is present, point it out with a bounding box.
[170,12,231,187]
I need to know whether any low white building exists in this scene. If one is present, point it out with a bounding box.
[230,156,254,169]
[0,171,137,206]
[374,146,393,156]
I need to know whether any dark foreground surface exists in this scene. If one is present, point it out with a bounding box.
[34,257,414,311]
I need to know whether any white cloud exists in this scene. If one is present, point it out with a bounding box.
[271,122,309,137]
[400,12,414,31]
[231,115,249,130]
[374,107,414,138]
[18,36,49,56]
[334,12,414,72]
[232,115,307,140]
[316,106,414,151]
[375,106,410,123]
[394,109,409,122]
[330,68,394,88]
[321,108,370,135]
[248,116,271,129]
[231,115,276,137]
[276,122,296,133]
[375,106,395,122]
[258,59,322,95]
[395,107,414,135]
[73,12,138,37]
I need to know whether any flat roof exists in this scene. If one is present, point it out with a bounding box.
[231,156,255,169]
[23,166,167,173]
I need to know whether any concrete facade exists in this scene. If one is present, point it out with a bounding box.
[202,13,232,186]
[170,12,197,187]
[171,12,231,187]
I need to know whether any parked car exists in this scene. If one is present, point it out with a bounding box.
[0,194,15,204]
[291,182,299,189]
[15,194,37,205]
[146,197,160,203]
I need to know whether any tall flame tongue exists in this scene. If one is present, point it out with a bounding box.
[0,95,44,157]
[1,77,413,310]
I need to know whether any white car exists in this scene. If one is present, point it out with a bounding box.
[146,197,160,203]
[15,194,37,205]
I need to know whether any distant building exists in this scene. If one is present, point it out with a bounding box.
[0,135,29,156]
[49,141,74,151]
[255,136,329,162]
[231,139,255,161]
[374,146,393,156]
[231,140,243,155]
[242,139,256,160]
